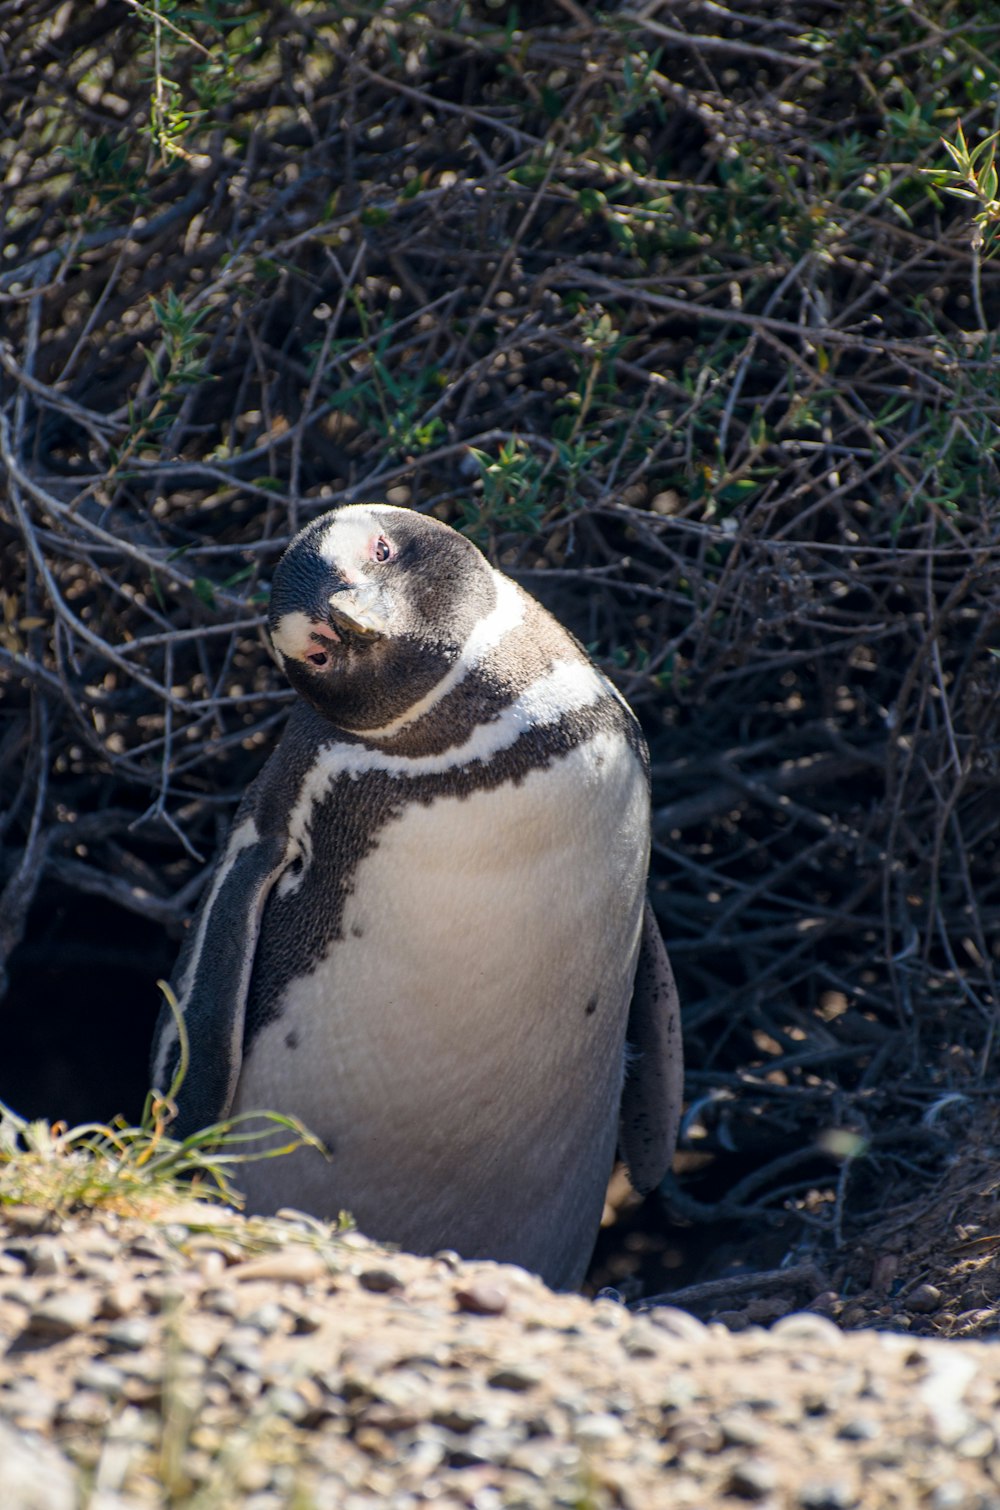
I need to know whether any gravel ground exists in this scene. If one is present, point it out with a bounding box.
[3,1201,1000,1510]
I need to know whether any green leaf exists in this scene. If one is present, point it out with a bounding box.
[577,187,607,216]
[541,85,563,121]
[717,478,760,504]
[969,129,999,171]
[941,137,969,172]
[192,577,217,609]
[507,163,547,186]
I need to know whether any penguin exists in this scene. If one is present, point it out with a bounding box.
[150,503,682,1290]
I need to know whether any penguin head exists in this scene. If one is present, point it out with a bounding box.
[268,504,497,732]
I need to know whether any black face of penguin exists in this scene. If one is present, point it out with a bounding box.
[268,504,498,733]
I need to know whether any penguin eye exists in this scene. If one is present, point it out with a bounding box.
[372,535,393,564]
[307,651,329,667]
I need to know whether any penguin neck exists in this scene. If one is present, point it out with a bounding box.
[347,581,601,762]
[343,570,526,747]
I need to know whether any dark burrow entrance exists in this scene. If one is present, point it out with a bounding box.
[2,890,174,1129]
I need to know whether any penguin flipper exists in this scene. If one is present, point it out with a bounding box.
[619,897,684,1194]
[149,818,291,1139]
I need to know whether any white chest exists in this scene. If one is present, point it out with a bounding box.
[231,727,649,1273]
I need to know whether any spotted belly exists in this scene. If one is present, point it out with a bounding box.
[230,728,649,1287]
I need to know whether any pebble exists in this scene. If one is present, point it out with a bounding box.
[117,1351,164,1387]
[772,1312,844,1346]
[727,1456,779,1500]
[188,1236,244,1265]
[454,1282,508,1316]
[196,1250,227,1281]
[202,1287,241,1317]
[218,1332,264,1373]
[142,1278,191,1314]
[0,1419,75,1510]
[2,1207,52,1235]
[358,1400,422,1432]
[357,1267,403,1293]
[26,1290,98,1337]
[929,1485,969,1509]
[659,1375,697,1409]
[590,1299,626,1327]
[746,1294,794,1324]
[76,1230,118,1259]
[647,1305,708,1341]
[433,1404,486,1433]
[75,1363,127,1399]
[267,1386,313,1423]
[451,1423,520,1466]
[956,1423,995,1458]
[488,1366,542,1393]
[172,1200,240,1229]
[129,1235,168,1260]
[229,1371,263,1404]
[98,1282,143,1320]
[103,1319,153,1352]
[244,1303,285,1336]
[19,1240,67,1276]
[177,1316,221,1357]
[714,1309,750,1332]
[574,1412,624,1445]
[620,1320,660,1358]
[59,1389,112,1427]
[291,1305,323,1334]
[718,1409,768,1448]
[667,1417,724,1454]
[837,1415,880,1441]
[909,1284,944,1314]
[2,1380,60,1428]
[799,1482,857,1509]
[230,1249,327,1285]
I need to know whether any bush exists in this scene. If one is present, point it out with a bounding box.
[2,0,999,1254]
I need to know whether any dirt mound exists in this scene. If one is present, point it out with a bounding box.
[5,1200,1000,1509]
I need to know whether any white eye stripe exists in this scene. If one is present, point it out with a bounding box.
[317,509,387,574]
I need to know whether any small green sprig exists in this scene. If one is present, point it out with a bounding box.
[926,122,1000,254]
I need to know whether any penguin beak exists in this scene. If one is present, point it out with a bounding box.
[327,582,388,641]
